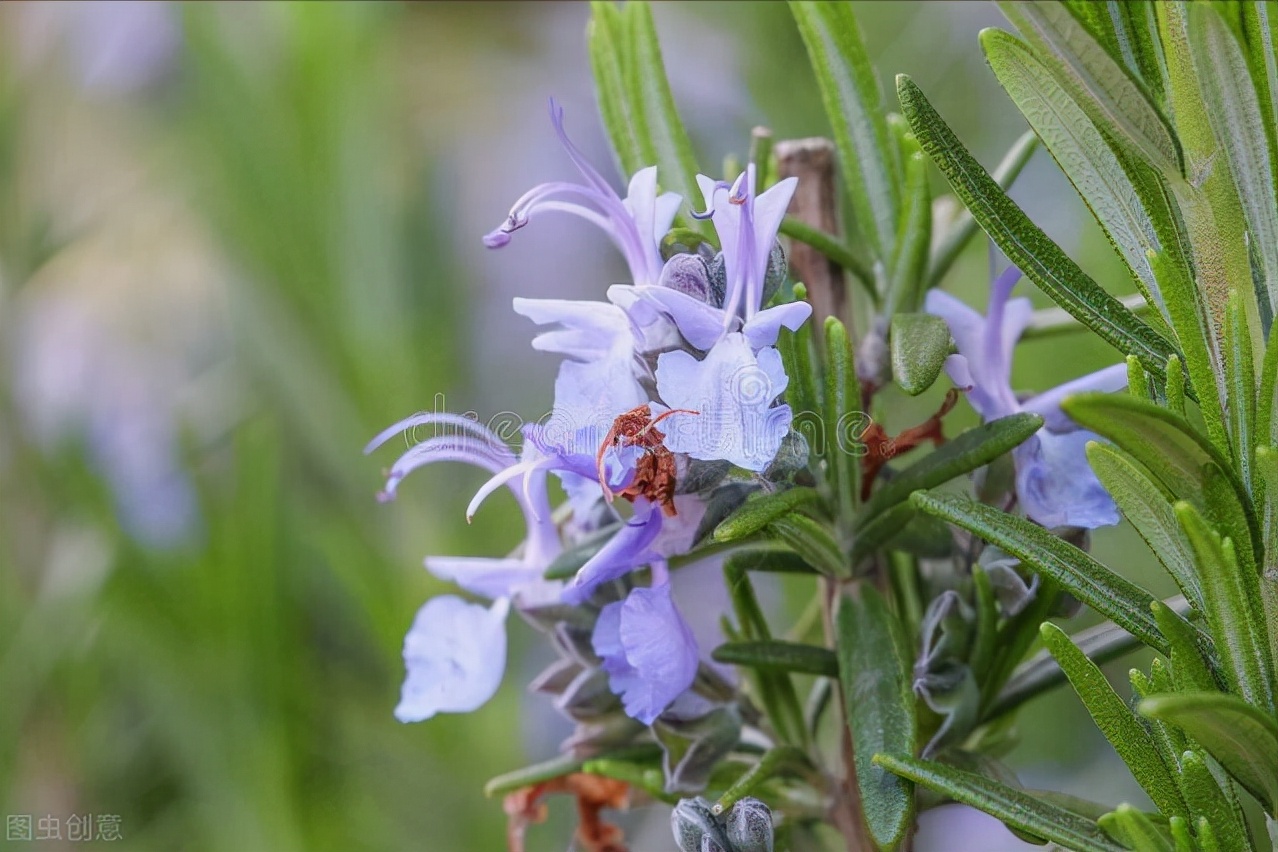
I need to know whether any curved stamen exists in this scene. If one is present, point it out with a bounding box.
[365,411,512,456]
[466,455,560,522]
[379,438,513,502]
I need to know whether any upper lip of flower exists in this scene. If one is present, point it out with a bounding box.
[483,98,679,288]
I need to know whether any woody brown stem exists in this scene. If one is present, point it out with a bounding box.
[775,136,847,327]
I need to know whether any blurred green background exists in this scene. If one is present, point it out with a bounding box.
[0,2,1168,850]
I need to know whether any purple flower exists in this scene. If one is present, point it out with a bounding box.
[655,332,792,471]
[619,164,811,352]
[925,267,1127,529]
[366,415,565,721]
[592,564,699,724]
[484,99,679,287]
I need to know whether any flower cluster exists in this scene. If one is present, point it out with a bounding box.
[367,100,810,734]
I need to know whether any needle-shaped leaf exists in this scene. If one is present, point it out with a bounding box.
[1140,691,1278,813]
[837,584,916,850]
[889,312,951,396]
[1190,3,1278,327]
[1041,623,1188,819]
[911,491,1169,654]
[1178,749,1252,852]
[587,2,643,177]
[712,487,823,543]
[926,129,1038,289]
[790,0,900,262]
[1175,502,1275,713]
[1087,442,1203,609]
[1098,804,1174,852]
[1158,1,1260,344]
[1150,600,1219,695]
[873,754,1125,852]
[981,27,1163,310]
[995,0,1179,173]
[897,74,1179,379]
[588,2,707,235]
[712,641,837,678]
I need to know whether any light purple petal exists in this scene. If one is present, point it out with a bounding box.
[749,176,797,290]
[592,582,699,725]
[512,298,632,361]
[741,301,812,350]
[655,334,792,471]
[632,285,731,350]
[925,288,1019,418]
[425,556,540,600]
[562,501,663,604]
[395,596,510,722]
[547,356,647,453]
[942,354,975,392]
[1015,431,1119,529]
[652,494,708,557]
[1022,363,1128,432]
[652,192,682,240]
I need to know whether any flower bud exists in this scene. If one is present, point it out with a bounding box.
[671,798,730,852]
[724,797,774,852]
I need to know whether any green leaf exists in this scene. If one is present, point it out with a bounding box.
[1040,623,1188,819]
[618,2,706,234]
[1140,691,1278,812]
[1225,289,1258,491]
[1190,3,1278,326]
[1062,393,1257,549]
[1098,804,1173,852]
[1165,353,1186,415]
[889,312,951,396]
[1105,0,1169,105]
[587,2,643,178]
[1149,600,1219,695]
[873,754,1125,851]
[715,546,817,575]
[1175,502,1275,712]
[1241,2,1278,163]
[823,317,859,530]
[926,129,1037,289]
[712,487,823,543]
[484,753,583,797]
[1087,442,1203,609]
[858,412,1043,529]
[713,745,810,816]
[1159,1,1262,347]
[777,282,822,419]
[989,612,1156,720]
[789,0,900,261]
[885,145,932,314]
[724,556,807,747]
[779,218,875,294]
[897,74,1179,378]
[981,27,1164,309]
[837,584,916,850]
[911,491,1170,654]
[1178,749,1253,852]
[1149,248,1226,448]
[994,0,1179,172]
[711,640,838,678]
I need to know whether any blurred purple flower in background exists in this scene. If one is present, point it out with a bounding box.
[926,266,1126,529]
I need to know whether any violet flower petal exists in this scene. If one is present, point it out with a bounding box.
[656,334,792,471]
[395,596,510,722]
